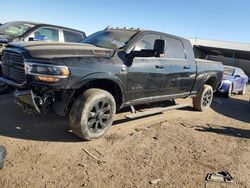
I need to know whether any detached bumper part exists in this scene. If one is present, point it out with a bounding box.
[0,76,26,88]
[14,89,41,114]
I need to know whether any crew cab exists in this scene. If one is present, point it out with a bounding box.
[0,21,86,93]
[0,27,223,140]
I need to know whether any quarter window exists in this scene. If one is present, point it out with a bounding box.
[63,30,83,42]
[34,27,59,42]
[165,37,186,59]
[133,34,161,51]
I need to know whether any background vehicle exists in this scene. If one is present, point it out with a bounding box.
[218,66,248,97]
[0,27,223,140]
[0,21,86,94]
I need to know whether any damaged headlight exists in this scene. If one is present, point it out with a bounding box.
[25,62,70,82]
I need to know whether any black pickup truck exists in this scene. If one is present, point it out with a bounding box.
[0,27,223,140]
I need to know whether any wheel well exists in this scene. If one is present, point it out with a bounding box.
[205,77,217,91]
[69,79,123,111]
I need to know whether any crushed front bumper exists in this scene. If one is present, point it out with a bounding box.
[15,89,41,114]
[0,76,40,114]
[0,76,26,88]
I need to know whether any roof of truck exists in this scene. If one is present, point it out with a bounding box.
[105,26,189,42]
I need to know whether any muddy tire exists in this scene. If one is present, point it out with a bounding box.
[69,88,116,141]
[238,84,247,95]
[193,84,213,111]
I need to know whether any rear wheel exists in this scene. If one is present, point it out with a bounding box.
[69,88,116,141]
[238,84,247,95]
[193,84,213,111]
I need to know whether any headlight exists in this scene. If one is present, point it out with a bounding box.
[25,62,70,82]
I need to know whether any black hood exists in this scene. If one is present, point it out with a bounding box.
[6,42,115,59]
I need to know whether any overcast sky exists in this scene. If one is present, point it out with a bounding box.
[1,0,250,43]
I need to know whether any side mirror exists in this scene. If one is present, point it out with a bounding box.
[29,35,48,41]
[153,39,165,57]
[129,49,156,58]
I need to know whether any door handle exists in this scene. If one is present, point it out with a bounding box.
[183,66,190,69]
[155,65,164,69]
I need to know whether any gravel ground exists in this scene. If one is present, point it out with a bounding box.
[0,87,249,188]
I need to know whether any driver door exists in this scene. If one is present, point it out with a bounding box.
[126,33,165,102]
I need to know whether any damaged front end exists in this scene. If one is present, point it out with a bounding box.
[1,47,71,116]
[14,89,55,115]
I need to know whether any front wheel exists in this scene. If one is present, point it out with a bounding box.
[69,88,116,141]
[193,84,214,111]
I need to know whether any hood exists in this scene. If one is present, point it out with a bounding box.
[6,42,115,59]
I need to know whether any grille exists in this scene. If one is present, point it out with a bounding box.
[1,51,26,83]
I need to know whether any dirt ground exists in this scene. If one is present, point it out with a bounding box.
[0,87,249,188]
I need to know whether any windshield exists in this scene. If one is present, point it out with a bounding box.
[224,66,235,76]
[82,30,139,49]
[0,22,35,37]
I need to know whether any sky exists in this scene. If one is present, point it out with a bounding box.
[0,0,250,43]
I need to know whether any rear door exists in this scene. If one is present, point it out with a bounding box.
[126,33,165,101]
[162,36,196,95]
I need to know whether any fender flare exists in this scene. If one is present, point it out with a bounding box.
[53,72,126,116]
[199,73,218,92]
[71,72,125,103]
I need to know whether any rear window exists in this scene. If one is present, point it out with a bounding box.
[224,66,235,76]
[63,30,83,42]
[237,68,245,76]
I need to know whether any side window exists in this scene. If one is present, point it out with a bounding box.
[133,34,161,51]
[34,27,59,42]
[63,30,83,42]
[165,37,186,59]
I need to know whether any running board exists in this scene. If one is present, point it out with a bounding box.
[125,103,191,119]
